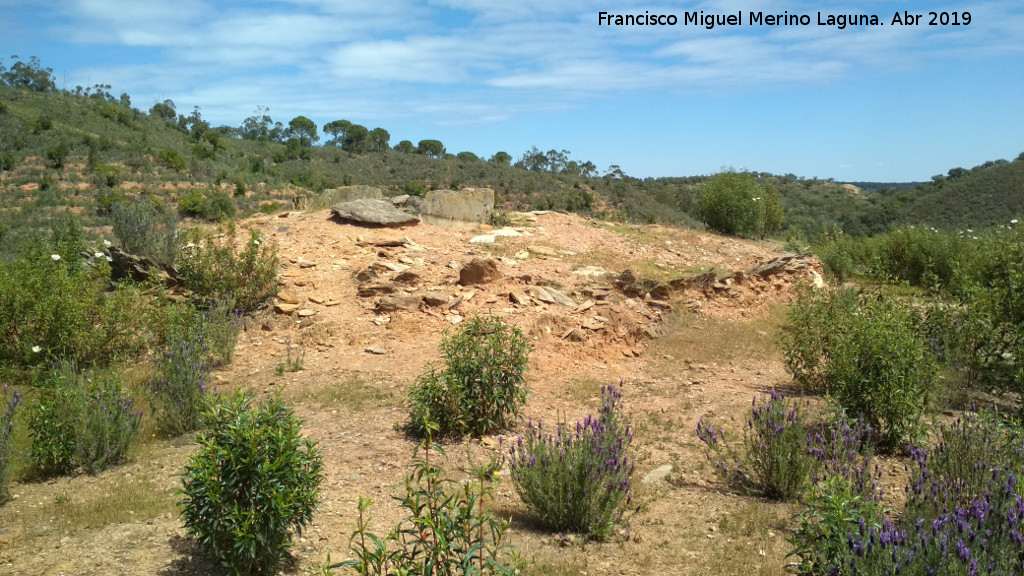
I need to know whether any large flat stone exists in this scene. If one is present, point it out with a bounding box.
[330,199,419,228]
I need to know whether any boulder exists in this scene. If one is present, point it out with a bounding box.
[458,258,502,286]
[330,199,419,228]
[415,188,494,226]
[376,295,422,312]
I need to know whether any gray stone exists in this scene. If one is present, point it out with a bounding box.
[376,295,421,312]
[330,199,419,228]
[415,188,495,226]
[541,287,576,307]
[642,464,673,485]
[364,347,387,355]
[390,194,410,205]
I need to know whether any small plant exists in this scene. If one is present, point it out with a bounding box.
[179,390,324,576]
[275,340,304,375]
[109,197,180,269]
[322,423,518,575]
[696,390,818,501]
[0,384,22,503]
[508,383,635,540]
[148,335,210,437]
[203,297,243,366]
[27,364,141,477]
[177,226,279,313]
[405,315,531,438]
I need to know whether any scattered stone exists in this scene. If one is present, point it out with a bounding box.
[527,245,558,257]
[509,291,532,306]
[390,194,410,205]
[458,258,502,286]
[330,199,420,227]
[277,292,300,305]
[642,464,673,485]
[299,260,317,269]
[275,303,299,314]
[293,278,312,287]
[364,347,387,355]
[308,294,325,304]
[416,188,494,225]
[562,327,586,342]
[281,269,304,278]
[470,234,496,244]
[398,256,415,265]
[422,294,449,307]
[542,287,576,307]
[394,271,421,284]
[376,295,422,312]
[575,300,595,313]
[297,309,317,317]
[573,265,609,278]
[450,315,464,325]
[514,250,530,260]
[492,228,522,237]
[355,268,379,282]
[357,284,397,297]
[370,261,409,273]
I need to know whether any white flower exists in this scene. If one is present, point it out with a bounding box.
[94,252,104,258]
[32,346,42,353]
[103,239,112,247]
[1012,219,1019,225]
[253,240,261,246]
[105,256,113,262]
[967,229,973,233]
[51,254,61,261]
[972,236,979,240]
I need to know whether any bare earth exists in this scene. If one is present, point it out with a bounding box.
[0,210,841,576]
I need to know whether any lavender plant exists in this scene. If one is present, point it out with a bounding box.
[1,384,22,503]
[149,335,210,437]
[508,383,635,540]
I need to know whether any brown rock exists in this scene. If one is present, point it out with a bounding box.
[458,258,502,286]
[275,303,299,314]
[358,284,397,297]
[527,245,558,257]
[394,271,421,284]
[422,294,450,307]
[277,292,300,305]
[509,291,532,306]
[355,268,379,282]
[376,295,421,312]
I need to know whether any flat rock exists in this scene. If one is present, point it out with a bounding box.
[422,294,450,307]
[275,303,299,314]
[492,228,522,237]
[330,199,420,228]
[642,464,673,485]
[542,287,576,307]
[527,245,558,257]
[394,271,421,284]
[364,347,387,355]
[573,265,610,277]
[357,284,397,297]
[376,295,422,312]
[297,309,317,317]
[470,234,496,244]
[458,258,502,286]
[277,292,300,305]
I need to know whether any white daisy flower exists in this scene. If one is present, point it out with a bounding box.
[94,252,104,258]
[103,239,112,247]
[32,345,42,353]
[51,254,61,261]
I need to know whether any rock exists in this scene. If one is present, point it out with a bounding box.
[357,284,397,297]
[575,299,595,312]
[450,315,464,325]
[106,247,180,286]
[390,194,410,205]
[364,347,387,355]
[542,287,576,307]
[415,188,494,225]
[810,270,826,289]
[308,295,325,304]
[422,294,449,307]
[275,303,299,314]
[376,295,422,312]
[561,327,586,342]
[458,258,502,286]
[470,234,496,244]
[370,261,408,273]
[297,309,317,317]
[355,268,379,282]
[509,291,532,306]
[394,271,421,285]
[299,260,317,268]
[492,228,522,237]
[642,464,673,485]
[277,292,300,305]
[649,284,671,300]
[573,265,609,278]
[281,269,305,278]
[330,199,420,228]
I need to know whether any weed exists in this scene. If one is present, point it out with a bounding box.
[109,197,179,269]
[148,335,210,437]
[274,340,304,375]
[177,226,279,313]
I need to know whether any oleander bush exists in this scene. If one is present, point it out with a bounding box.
[405,315,531,438]
[179,391,324,576]
[508,383,635,540]
[323,431,518,575]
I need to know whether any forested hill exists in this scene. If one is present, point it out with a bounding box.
[1,57,1021,243]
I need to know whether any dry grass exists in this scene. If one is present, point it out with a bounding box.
[294,373,399,412]
[648,305,788,370]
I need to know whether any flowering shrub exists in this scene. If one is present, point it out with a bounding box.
[179,391,323,576]
[0,384,22,502]
[508,383,635,540]
[27,364,141,476]
[148,335,210,437]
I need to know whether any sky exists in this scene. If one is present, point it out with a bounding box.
[1,0,1022,182]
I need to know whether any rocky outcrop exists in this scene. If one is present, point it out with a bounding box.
[414,188,494,227]
[330,199,419,228]
[458,258,502,286]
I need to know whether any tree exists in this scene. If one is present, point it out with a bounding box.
[287,116,319,147]
[240,106,279,142]
[457,151,479,162]
[322,120,352,147]
[417,139,445,159]
[394,140,417,154]
[698,171,783,238]
[368,128,390,152]
[0,56,55,91]
[490,151,512,166]
[150,100,177,121]
[343,124,368,152]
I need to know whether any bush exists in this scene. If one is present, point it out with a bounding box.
[697,172,783,238]
[110,197,180,269]
[324,437,518,575]
[158,148,188,172]
[508,383,635,540]
[27,364,141,476]
[0,384,22,503]
[179,391,324,576]
[44,140,69,168]
[177,227,279,313]
[405,315,531,437]
[148,335,210,437]
[178,190,234,221]
[697,390,818,500]
[783,287,938,451]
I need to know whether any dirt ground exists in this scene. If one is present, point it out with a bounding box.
[0,210,830,576]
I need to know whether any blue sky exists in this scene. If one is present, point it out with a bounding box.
[1,0,1022,182]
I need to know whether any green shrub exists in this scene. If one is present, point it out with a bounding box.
[158,148,188,171]
[179,391,324,576]
[697,390,819,500]
[508,384,635,540]
[110,197,180,268]
[697,172,783,238]
[0,385,22,503]
[783,287,939,451]
[405,315,531,437]
[91,163,121,187]
[178,189,234,221]
[177,227,278,313]
[323,436,517,575]
[28,364,141,476]
[148,334,210,437]
[44,140,69,168]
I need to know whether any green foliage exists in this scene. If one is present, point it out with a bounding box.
[44,140,69,168]
[418,139,445,159]
[402,181,428,197]
[787,473,886,575]
[783,287,939,451]
[110,197,180,268]
[405,315,531,438]
[0,236,147,366]
[148,334,210,437]
[177,189,235,221]
[28,364,141,477]
[0,385,22,503]
[157,148,188,171]
[274,340,304,375]
[177,227,278,313]
[697,172,783,238]
[323,437,517,576]
[508,384,635,540]
[179,391,324,576]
